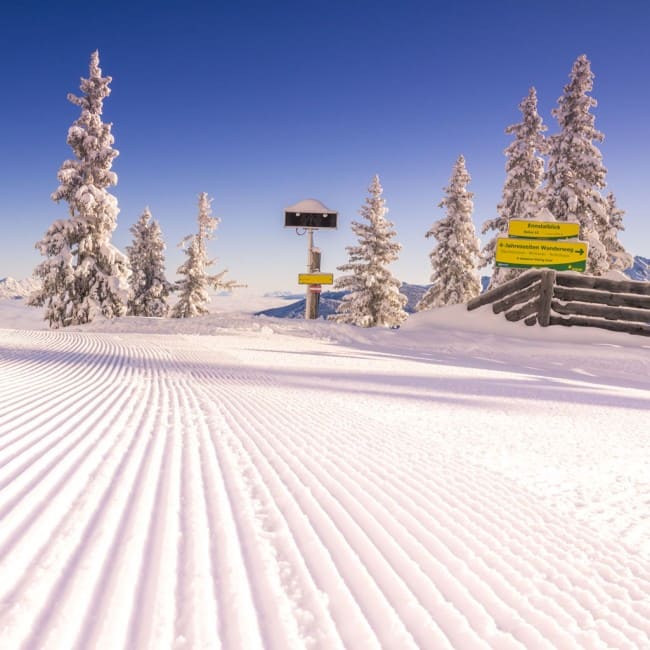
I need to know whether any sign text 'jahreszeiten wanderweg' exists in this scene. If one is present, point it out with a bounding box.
[495,237,589,271]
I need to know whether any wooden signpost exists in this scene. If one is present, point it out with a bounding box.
[298,273,334,285]
[495,218,588,272]
[285,199,337,319]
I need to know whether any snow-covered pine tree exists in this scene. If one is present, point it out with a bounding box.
[602,192,633,272]
[481,87,547,288]
[417,155,481,310]
[545,54,621,275]
[29,50,129,327]
[171,192,239,318]
[126,207,173,317]
[331,175,407,327]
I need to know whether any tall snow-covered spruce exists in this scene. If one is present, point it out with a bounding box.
[331,175,407,327]
[126,208,173,317]
[417,155,481,310]
[481,87,547,288]
[171,192,239,318]
[603,192,633,272]
[545,54,630,275]
[29,51,129,327]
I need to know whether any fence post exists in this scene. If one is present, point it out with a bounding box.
[538,269,556,326]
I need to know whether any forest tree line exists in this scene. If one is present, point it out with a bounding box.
[30,52,630,329]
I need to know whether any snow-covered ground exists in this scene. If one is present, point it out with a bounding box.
[1,294,649,649]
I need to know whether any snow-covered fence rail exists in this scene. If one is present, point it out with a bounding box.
[466,270,548,326]
[467,270,650,336]
[549,273,650,336]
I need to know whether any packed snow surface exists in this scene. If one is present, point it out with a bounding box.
[1,294,649,649]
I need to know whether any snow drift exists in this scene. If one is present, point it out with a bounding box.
[0,296,649,649]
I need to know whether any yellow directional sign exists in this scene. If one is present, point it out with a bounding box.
[508,219,580,240]
[298,273,334,285]
[495,237,588,271]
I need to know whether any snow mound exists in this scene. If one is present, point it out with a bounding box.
[0,304,648,649]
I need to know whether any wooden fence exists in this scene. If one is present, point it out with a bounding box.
[467,269,650,336]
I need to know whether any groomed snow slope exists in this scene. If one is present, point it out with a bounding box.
[1,298,649,649]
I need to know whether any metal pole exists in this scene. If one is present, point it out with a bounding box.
[304,229,323,319]
[305,229,316,319]
[311,248,321,317]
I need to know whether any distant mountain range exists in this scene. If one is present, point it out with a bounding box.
[258,284,428,319]
[625,256,650,282]
[4,256,650,310]
[259,256,650,319]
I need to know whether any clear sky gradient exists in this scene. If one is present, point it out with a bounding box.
[2,0,648,293]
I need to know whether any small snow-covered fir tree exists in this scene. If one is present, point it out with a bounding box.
[544,54,628,275]
[417,155,481,310]
[126,208,173,317]
[171,192,239,318]
[602,192,633,272]
[29,50,129,327]
[481,87,547,288]
[331,175,407,327]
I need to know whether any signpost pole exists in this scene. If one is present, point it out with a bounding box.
[305,229,319,319]
[284,198,337,320]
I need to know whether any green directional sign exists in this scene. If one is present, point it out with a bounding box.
[508,219,580,240]
[495,237,588,271]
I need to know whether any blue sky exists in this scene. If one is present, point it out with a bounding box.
[2,0,649,293]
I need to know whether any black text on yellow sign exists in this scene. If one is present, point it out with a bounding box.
[495,237,588,271]
[298,273,334,285]
[508,219,580,240]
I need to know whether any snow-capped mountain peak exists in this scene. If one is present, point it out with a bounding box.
[0,276,41,299]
